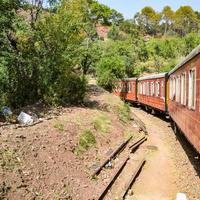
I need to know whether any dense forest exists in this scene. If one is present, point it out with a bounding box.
[1,0,200,108]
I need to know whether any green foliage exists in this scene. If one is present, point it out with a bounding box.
[78,130,96,153]
[143,33,200,73]
[0,148,21,171]
[96,55,126,91]
[93,113,112,134]
[108,24,120,40]
[118,103,131,123]
[54,123,64,132]
[87,0,124,25]
[134,5,200,37]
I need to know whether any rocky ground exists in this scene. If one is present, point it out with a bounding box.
[0,84,199,200]
[0,84,139,200]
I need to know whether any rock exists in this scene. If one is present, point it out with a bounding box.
[128,189,134,196]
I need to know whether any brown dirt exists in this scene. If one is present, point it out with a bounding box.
[0,84,138,200]
[126,106,200,200]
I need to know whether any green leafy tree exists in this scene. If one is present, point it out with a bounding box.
[174,6,198,36]
[96,55,126,91]
[87,0,123,25]
[161,6,174,35]
[108,24,120,40]
[134,6,161,35]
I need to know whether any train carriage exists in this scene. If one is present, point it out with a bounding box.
[113,78,137,102]
[137,73,168,112]
[168,45,200,153]
[113,79,127,99]
[124,78,137,102]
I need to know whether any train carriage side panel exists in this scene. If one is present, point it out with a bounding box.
[168,45,200,153]
[124,78,137,102]
[113,80,127,100]
[137,73,167,112]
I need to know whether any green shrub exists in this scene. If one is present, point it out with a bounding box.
[96,55,126,91]
[44,73,87,105]
[93,113,112,134]
[78,130,96,152]
[118,103,131,123]
[54,123,64,132]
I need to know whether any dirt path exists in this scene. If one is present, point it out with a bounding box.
[127,106,200,200]
[129,107,179,200]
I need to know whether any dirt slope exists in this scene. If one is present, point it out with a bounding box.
[0,84,138,200]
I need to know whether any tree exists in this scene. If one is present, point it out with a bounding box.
[87,0,124,25]
[134,6,161,35]
[96,55,126,91]
[161,6,174,35]
[174,6,198,36]
[108,24,120,40]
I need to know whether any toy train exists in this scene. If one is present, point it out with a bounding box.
[113,45,200,153]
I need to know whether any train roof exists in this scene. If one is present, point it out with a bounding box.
[114,77,137,82]
[169,44,200,75]
[138,72,167,81]
[124,77,137,81]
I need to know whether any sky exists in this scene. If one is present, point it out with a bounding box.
[97,0,200,19]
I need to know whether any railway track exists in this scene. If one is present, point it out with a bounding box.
[93,136,147,200]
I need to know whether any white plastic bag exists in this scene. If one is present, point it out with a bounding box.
[176,193,187,200]
[17,112,33,124]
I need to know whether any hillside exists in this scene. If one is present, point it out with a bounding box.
[0,83,143,199]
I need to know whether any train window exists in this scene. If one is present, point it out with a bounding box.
[146,82,149,96]
[161,81,164,98]
[181,73,186,105]
[140,83,142,94]
[143,82,145,95]
[128,82,130,93]
[176,76,181,103]
[151,82,155,96]
[170,78,173,100]
[188,68,196,109]
[173,77,176,100]
[155,82,160,97]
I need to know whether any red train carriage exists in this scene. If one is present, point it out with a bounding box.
[113,79,127,100]
[113,78,137,102]
[124,78,137,102]
[168,45,200,153]
[137,73,168,112]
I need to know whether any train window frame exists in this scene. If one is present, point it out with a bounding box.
[161,81,164,98]
[146,82,149,96]
[128,82,130,93]
[173,77,176,100]
[181,72,187,105]
[176,75,181,103]
[155,81,160,97]
[151,82,155,96]
[188,67,196,110]
[143,82,145,95]
[170,78,173,100]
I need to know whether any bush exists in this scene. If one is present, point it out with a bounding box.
[43,73,87,106]
[78,130,96,152]
[96,55,126,91]
[118,103,131,123]
[93,113,112,134]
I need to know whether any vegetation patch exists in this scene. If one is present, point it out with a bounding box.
[118,103,131,123]
[93,113,112,134]
[75,130,96,155]
[54,123,64,132]
[0,148,21,172]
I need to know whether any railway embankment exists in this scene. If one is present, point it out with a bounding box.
[0,83,144,199]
